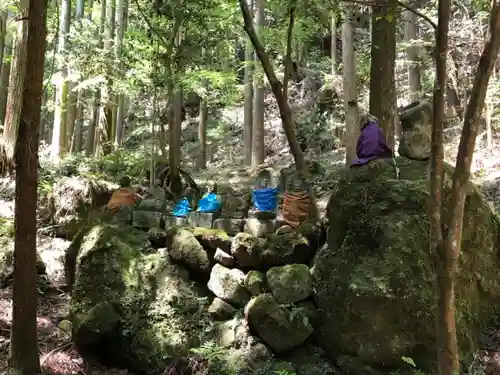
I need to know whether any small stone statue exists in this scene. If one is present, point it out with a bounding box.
[398,100,433,160]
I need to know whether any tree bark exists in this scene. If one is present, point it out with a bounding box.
[342,11,359,165]
[369,0,397,150]
[251,0,265,167]
[51,0,71,157]
[3,11,28,159]
[243,0,253,165]
[198,98,208,169]
[282,4,295,100]
[439,2,500,374]
[0,33,12,125]
[10,0,47,372]
[114,0,127,147]
[429,0,453,371]
[404,10,421,102]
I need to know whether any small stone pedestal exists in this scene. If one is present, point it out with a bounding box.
[132,211,164,229]
[163,216,189,228]
[212,218,245,236]
[188,212,218,228]
[244,218,275,238]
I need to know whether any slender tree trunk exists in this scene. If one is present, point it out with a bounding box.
[87,0,105,155]
[101,0,115,153]
[342,11,358,165]
[51,0,71,158]
[0,33,12,126]
[282,4,295,100]
[243,0,254,166]
[369,0,397,150]
[0,11,7,74]
[404,10,421,102]
[2,10,28,159]
[438,3,500,375]
[68,0,86,153]
[251,0,265,167]
[429,0,454,371]
[198,98,208,169]
[331,13,337,75]
[114,0,127,147]
[10,0,47,372]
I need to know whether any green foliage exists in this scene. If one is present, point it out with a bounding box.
[0,217,14,239]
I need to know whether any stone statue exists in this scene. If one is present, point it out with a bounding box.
[398,100,433,160]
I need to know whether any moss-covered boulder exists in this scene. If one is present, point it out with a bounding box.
[165,227,212,278]
[266,264,313,304]
[49,176,115,239]
[312,158,500,370]
[69,223,211,374]
[244,293,314,354]
[231,230,316,270]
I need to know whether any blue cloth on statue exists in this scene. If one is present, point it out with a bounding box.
[252,187,279,212]
[196,193,221,213]
[351,121,392,167]
[172,198,192,217]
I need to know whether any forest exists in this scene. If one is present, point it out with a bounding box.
[1,0,500,374]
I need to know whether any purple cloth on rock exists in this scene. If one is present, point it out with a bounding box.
[350,121,392,167]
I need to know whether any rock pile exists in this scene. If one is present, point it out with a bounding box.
[60,157,500,375]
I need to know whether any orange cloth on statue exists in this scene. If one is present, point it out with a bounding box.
[282,190,313,228]
[107,188,139,212]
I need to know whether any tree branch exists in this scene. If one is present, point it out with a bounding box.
[341,0,437,30]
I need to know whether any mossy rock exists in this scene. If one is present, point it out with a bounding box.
[49,176,115,239]
[312,158,500,371]
[69,223,211,374]
[231,231,315,270]
[191,227,231,253]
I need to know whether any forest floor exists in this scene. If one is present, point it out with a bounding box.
[1,133,500,374]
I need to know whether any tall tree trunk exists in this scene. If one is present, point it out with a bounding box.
[342,11,358,165]
[369,0,397,150]
[198,98,208,169]
[437,2,500,375]
[0,11,7,75]
[51,0,71,158]
[114,0,127,147]
[331,12,337,75]
[10,0,47,372]
[88,0,105,156]
[69,0,86,153]
[429,0,453,371]
[282,4,295,100]
[100,0,115,154]
[2,11,28,159]
[168,24,183,195]
[0,33,12,125]
[243,0,253,166]
[404,10,421,102]
[251,0,265,167]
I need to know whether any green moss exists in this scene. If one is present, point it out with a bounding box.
[314,158,500,370]
[70,223,211,373]
[191,227,230,241]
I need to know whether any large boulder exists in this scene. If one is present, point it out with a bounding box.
[244,293,314,354]
[312,157,500,370]
[49,177,115,239]
[68,223,212,373]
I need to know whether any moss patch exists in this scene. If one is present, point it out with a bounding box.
[70,223,211,374]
